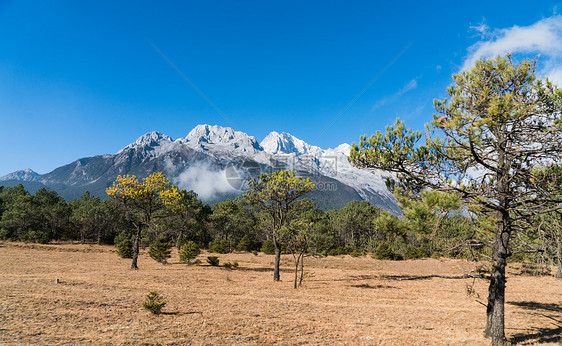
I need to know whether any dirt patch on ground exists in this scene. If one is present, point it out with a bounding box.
[0,242,560,344]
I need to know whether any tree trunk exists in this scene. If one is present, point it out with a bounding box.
[299,254,304,287]
[556,241,562,279]
[273,239,281,281]
[484,218,511,345]
[131,228,141,270]
[294,256,298,289]
[51,226,58,241]
[176,230,184,251]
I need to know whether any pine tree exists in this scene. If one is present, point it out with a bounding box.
[179,241,200,265]
[350,55,562,344]
[148,238,171,264]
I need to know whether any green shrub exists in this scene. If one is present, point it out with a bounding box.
[418,246,431,258]
[350,250,363,257]
[140,234,151,249]
[209,239,231,254]
[148,238,171,264]
[260,240,276,255]
[20,229,49,244]
[328,246,352,256]
[224,260,239,269]
[431,252,442,259]
[373,242,402,260]
[142,291,166,315]
[237,235,257,252]
[0,228,10,240]
[403,247,418,259]
[179,241,200,265]
[252,250,259,256]
[114,231,134,259]
[207,256,220,266]
[404,245,431,260]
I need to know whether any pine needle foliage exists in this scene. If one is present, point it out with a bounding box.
[148,238,171,264]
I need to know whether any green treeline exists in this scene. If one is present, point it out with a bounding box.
[0,183,502,260]
[0,182,558,271]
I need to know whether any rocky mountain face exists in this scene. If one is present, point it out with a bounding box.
[0,168,41,182]
[0,125,400,213]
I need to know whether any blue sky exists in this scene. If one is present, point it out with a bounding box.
[1,1,561,176]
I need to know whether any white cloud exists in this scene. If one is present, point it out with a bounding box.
[469,21,490,38]
[173,162,237,201]
[461,16,562,86]
[372,78,418,110]
[399,79,417,94]
[371,98,389,110]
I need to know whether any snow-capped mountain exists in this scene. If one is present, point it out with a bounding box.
[260,131,396,212]
[0,125,400,213]
[181,124,263,154]
[261,131,324,156]
[0,168,41,182]
[118,131,173,154]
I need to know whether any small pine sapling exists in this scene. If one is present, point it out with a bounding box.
[142,291,166,315]
[114,231,134,259]
[179,241,200,265]
[207,256,220,266]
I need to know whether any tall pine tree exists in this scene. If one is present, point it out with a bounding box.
[350,55,562,344]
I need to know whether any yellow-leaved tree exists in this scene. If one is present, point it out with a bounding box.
[107,172,181,269]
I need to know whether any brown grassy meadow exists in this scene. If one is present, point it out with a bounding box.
[0,241,560,345]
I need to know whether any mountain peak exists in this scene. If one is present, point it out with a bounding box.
[0,168,41,182]
[118,131,173,153]
[261,131,323,156]
[184,124,262,153]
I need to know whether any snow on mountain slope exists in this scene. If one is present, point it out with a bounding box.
[1,124,398,212]
[261,131,323,156]
[182,124,263,154]
[270,138,394,202]
[260,131,391,196]
[123,125,397,210]
[117,131,173,156]
[0,168,41,182]
[259,130,396,211]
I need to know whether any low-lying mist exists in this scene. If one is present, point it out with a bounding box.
[173,162,238,201]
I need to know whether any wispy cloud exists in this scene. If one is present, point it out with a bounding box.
[469,20,491,39]
[461,15,562,86]
[399,79,417,94]
[372,78,418,110]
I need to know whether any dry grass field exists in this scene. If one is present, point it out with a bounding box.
[0,241,560,345]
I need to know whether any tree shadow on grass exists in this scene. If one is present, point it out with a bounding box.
[351,283,400,289]
[510,326,562,344]
[233,267,293,273]
[379,274,478,281]
[508,301,562,344]
[509,301,562,314]
[312,273,478,283]
[161,311,203,316]
[311,274,378,282]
